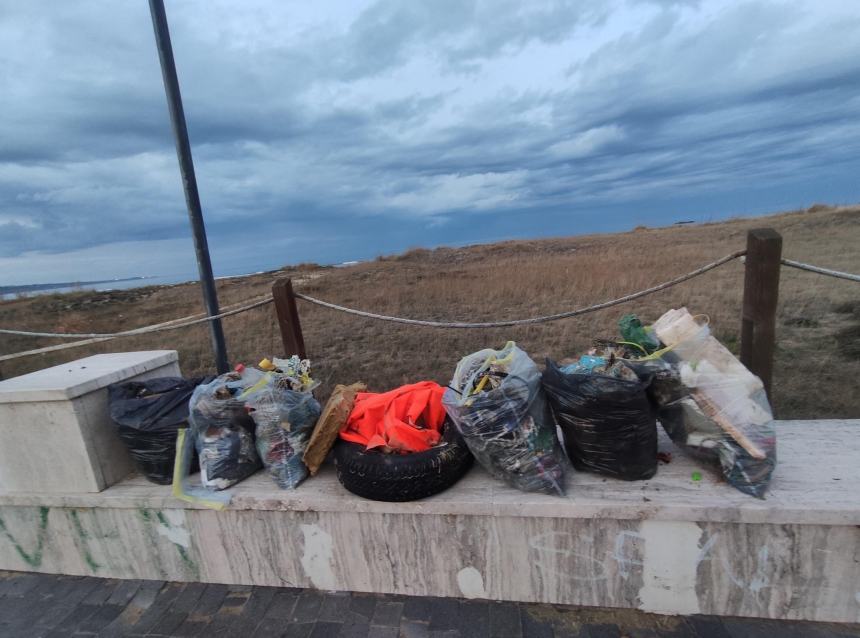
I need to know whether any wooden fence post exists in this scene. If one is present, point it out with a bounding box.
[740,228,782,399]
[272,278,306,359]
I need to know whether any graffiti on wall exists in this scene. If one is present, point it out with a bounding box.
[0,506,196,576]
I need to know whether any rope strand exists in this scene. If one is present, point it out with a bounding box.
[780,258,860,283]
[0,295,272,339]
[2,250,857,365]
[293,250,748,328]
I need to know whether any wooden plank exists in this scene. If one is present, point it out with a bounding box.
[740,228,782,400]
[272,278,306,359]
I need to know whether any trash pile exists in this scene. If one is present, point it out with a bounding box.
[542,309,776,497]
[110,307,777,508]
[443,341,567,495]
[182,356,321,491]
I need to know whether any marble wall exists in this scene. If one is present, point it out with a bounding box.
[1,503,857,622]
[0,353,180,493]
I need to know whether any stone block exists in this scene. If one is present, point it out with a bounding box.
[0,351,180,493]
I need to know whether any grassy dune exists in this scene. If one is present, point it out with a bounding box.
[2,204,858,419]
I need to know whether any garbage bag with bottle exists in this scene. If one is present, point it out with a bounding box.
[640,309,777,497]
[187,367,264,490]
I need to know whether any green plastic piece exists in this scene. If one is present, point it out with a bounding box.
[618,314,660,354]
[691,471,702,482]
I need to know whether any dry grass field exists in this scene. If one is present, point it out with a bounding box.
[2,204,858,419]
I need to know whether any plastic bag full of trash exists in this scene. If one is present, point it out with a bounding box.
[543,355,657,481]
[108,376,212,484]
[442,341,566,495]
[243,356,321,489]
[187,367,263,490]
[646,309,777,497]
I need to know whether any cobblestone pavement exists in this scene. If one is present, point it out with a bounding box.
[1,572,858,637]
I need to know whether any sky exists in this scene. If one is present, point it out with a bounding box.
[1,0,859,285]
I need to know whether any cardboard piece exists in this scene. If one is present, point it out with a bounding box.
[303,382,366,475]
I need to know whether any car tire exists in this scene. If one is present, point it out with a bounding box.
[333,418,473,501]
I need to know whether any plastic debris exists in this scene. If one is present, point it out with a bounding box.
[185,357,322,491]
[443,341,566,495]
[172,428,230,510]
[619,314,661,354]
[560,355,605,374]
[243,361,321,489]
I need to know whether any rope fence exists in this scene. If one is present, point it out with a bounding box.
[1,252,858,363]
[293,249,748,328]
[0,294,273,363]
[780,258,860,283]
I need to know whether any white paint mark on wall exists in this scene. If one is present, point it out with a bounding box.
[748,546,770,594]
[855,591,860,605]
[300,523,336,590]
[457,566,487,599]
[638,520,701,615]
[613,530,645,580]
[696,531,771,596]
[528,531,607,581]
[156,510,190,548]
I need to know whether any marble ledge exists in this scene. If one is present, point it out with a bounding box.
[1,419,858,527]
[0,351,179,403]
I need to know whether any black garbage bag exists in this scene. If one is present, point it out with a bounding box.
[543,359,657,480]
[108,376,211,484]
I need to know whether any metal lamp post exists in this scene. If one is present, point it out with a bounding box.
[148,0,229,373]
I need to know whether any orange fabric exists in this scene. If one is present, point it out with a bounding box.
[339,381,446,452]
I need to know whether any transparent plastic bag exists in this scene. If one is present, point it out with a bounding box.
[648,309,777,497]
[243,372,321,489]
[188,368,263,490]
[442,341,566,495]
[543,359,657,480]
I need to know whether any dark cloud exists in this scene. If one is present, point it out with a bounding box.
[1,0,859,283]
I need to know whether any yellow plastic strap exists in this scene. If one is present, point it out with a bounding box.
[238,371,272,399]
[171,429,227,511]
[615,340,649,356]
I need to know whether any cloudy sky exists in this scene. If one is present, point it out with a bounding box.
[1,0,859,285]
